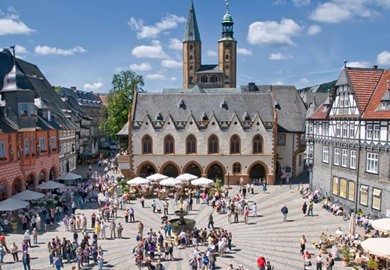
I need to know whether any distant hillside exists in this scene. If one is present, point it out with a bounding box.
[298,80,337,93]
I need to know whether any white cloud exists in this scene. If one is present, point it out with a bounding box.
[161,59,182,69]
[247,18,301,46]
[169,38,182,50]
[345,61,370,68]
[298,78,310,86]
[207,50,217,57]
[129,62,152,72]
[131,41,168,59]
[147,73,166,80]
[129,14,186,39]
[273,81,285,85]
[170,77,177,81]
[83,82,103,91]
[237,48,252,56]
[377,51,390,66]
[293,0,311,6]
[269,52,291,60]
[310,0,382,24]
[307,25,322,35]
[0,11,34,36]
[15,44,28,54]
[35,45,86,56]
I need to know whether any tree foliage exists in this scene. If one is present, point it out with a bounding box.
[101,70,144,138]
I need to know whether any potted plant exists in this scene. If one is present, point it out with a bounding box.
[367,259,378,270]
[341,245,351,266]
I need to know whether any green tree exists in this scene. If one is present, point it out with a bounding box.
[101,70,144,138]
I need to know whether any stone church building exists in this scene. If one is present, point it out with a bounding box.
[118,1,307,185]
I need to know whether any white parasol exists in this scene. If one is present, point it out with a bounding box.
[176,173,198,181]
[371,218,390,234]
[348,212,356,236]
[37,180,65,190]
[58,172,82,181]
[361,238,390,257]
[127,177,150,186]
[0,198,30,211]
[146,173,169,182]
[160,177,183,186]
[191,177,214,186]
[11,190,45,201]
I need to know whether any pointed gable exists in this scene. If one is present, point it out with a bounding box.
[364,69,390,119]
[345,67,383,112]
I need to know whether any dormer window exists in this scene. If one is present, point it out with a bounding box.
[156,113,163,121]
[178,99,186,109]
[18,102,33,117]
[221,100,228,110]
[202,112,208,121]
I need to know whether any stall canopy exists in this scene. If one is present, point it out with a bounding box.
[371,218,390,234]
[127,177,150,186]
[58,173,82,181]
[0,198,29,211]
[361,238,390,257]
[11,190,45,201]
[37,181,65,190]
[146,173,168,182]
[160,177,183,187]
[176,173,198,181]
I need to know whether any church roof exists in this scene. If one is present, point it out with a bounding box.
[132,92,274,124]
[183,1,201,42]
[197,65,223,74]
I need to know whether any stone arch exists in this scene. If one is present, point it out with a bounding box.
[160,161,180,178]
[26,172,37,191]
[38,169,47,184]
[247,161,270,182]
[49,166,57,181]
[205,161,226,181]
[182,161,203,177]
[137,162,157,178]
[0,179,10,200]
[12,178,24,195]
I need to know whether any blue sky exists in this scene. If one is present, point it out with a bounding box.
[1,0,390,93]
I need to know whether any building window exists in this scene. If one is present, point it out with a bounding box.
[39,137,46,152]
[164,135,175,154]
[373,124,380,140]
[224,76,230,84]
[372,188,382,211]
[277,134,286,146]
[201,75,208,83]
[333,147,340,166]
[189,77,193,84]
[225,54,229,60]
[50,136,56,151]
[339,178,347,198]
[348,181,355,202]
[208,135,219,154]
[349,123,355,138]
[230,134,240,154]
[366,152,378,174]
[366,124,373,139]
[341,149,348,167]
[210,75,218,83]
[186,134,197,154]
[342,124,348,138]
[233,162,241,174]
[336,123,341,137]
[142,135,153,154]
[24,138,30,156]
[252,135,263,154]
[0,140,6,160]
[322,146,329,163]
[360,185,368,206]
[332,177,339,195]
[350,150,357,169]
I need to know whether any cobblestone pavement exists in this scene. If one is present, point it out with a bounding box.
[1,166,360,270]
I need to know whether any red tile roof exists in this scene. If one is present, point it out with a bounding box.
[310,104,328,120]
[346,68,383,112]
[364,70,390,119]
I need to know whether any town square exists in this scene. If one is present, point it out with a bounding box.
[1,0,390,269]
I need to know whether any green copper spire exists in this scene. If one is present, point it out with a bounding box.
[221,0,234,39]
[183,1,201,42]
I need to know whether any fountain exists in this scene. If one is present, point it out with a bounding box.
[169,208,196,234]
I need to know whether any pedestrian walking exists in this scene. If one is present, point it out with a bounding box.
[110,220,116,239]
[151,200,157,213]
[315,253,323,270]
[22,251,31,270]
[117,222,123,239]
[244,206,249,224]
[10,242,19,261]
[32,228,38,245]
[308,202,314,216]
[257,255,266,270]
[140,196,145,208]
[124,209,129,223]
[300,235,307,255]
[302,202,308,216]
[130,207,135,223]
[208,213,215,229]
[252,202,257,217]
[163,201,169,215]
[281,205,288,222]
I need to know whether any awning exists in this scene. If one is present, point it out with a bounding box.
[373,189,382,197]
[360,186,368,192]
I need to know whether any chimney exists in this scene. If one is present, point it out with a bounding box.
[372,65,378,69]
[71,86,77,91]
[248,82,257,92]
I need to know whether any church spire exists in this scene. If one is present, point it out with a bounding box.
[183,1,201,42]
[221,0,234,39]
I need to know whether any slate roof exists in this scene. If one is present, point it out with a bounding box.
[364,70,390,119]
[132,92,274,124]
[344,67,384,112]
[183,1,201,42]
[197,65,223,74]
[60,87,103,107]
[0,111,17,133]
[117,121,129,136]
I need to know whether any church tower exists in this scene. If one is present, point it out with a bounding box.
[218,1,237,88]
[183,1,201,89]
